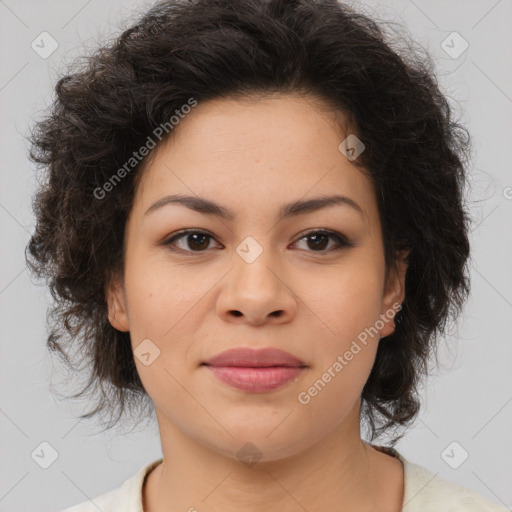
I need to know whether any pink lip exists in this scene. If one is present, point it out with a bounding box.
[204,347,306,367]
[205,366,305,392]
[202,348,307,393]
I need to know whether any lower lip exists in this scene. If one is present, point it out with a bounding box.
[204,366,305,392]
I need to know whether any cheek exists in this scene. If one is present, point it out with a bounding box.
[295,266,384,427]
[294,253,384,405]
[123,253,222,392]
[124,256,211,408]
[124,252,208,337]
[304,255,384,346]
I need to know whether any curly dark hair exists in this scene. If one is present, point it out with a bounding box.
[25,0,472,441]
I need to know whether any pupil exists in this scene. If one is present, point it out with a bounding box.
[309,234,328,250]
[189,233,209,250]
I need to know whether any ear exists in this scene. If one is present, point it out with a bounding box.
[379,250,409,338]
[106,272,130,332]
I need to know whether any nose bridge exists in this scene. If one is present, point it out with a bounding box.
[232,233,282,293]
[217,233,297,323]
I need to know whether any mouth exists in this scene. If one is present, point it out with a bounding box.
[202,365,306,392]
[201,347,308,393]
[203,347,307,367]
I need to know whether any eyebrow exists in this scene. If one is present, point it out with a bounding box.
[144,193,364,221]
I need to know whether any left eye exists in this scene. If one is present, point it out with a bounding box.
[293,230,354,252]
[163,229,353,253]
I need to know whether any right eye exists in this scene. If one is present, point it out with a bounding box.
[162,230,222,253]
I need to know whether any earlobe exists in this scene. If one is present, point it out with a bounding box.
[106,274,130,332]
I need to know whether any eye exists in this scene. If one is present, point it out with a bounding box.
[163,230,221,252]
[162,229,354,254]
[292,230,354,252]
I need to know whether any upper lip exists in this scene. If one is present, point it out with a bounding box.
[203,348,307,368]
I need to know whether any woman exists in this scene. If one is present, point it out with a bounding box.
[25,0,507,510]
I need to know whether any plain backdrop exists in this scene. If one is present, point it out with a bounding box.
[0,0,511,511]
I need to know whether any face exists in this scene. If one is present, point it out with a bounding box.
[107,93,407,462]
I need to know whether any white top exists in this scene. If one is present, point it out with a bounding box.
[61,446,507,511]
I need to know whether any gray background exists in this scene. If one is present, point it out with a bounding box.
[1,0,511,511]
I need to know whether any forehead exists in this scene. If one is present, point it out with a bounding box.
[133,94,378,227]
[167,93,349,157]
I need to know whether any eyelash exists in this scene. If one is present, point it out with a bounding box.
[162,229,355,254]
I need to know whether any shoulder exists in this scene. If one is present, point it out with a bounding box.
[396,451,508,512]
[60,458,163,512]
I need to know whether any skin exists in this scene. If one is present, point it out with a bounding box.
[107,93,408,512]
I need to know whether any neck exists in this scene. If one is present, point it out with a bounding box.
[143,404,404,512]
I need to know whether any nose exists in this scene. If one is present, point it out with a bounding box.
[216,245,298,326]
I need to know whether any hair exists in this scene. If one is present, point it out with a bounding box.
[25,0,472,442]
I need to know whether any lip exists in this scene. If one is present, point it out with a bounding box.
[203,347,306,368]
[202,348,307,392]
